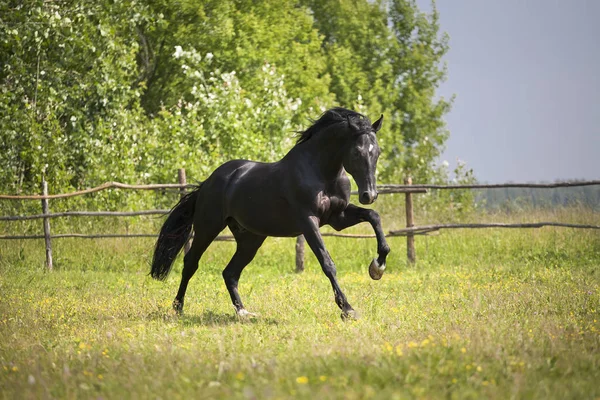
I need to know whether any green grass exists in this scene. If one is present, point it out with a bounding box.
[1,208,599,399]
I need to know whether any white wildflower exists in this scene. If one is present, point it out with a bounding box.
[173,45,184,59]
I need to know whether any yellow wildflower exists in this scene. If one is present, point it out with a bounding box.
[395,345,404,356]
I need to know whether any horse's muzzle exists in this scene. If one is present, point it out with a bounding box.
[359,191,378,205]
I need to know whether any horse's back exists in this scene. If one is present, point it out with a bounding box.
[205,159,279,193]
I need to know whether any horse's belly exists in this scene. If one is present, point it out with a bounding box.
[232,201,301,237]
[227,188,301,237]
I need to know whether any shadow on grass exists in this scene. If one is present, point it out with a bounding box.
[146,309,279,327]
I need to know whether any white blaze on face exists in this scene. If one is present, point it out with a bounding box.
[368,143,374,153]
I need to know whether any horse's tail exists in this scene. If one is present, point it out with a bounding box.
[150,185,201,281]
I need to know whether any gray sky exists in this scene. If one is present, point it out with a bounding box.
[416,0,600,183]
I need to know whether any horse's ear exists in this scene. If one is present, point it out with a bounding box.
[372,115,384,133]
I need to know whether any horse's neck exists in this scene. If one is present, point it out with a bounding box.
[285,134,346,179]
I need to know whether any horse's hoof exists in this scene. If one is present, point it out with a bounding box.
[341,309,359,321]
[236,309,258,319]
[172,300,184,315]
[369,258,386,280]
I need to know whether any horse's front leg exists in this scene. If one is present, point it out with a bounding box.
[328,204,390,280]
[300,215,357,320]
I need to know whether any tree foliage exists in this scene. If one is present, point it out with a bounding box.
[1,0,454,202]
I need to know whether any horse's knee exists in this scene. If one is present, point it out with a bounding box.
[222,268,239,287]
[366,209,381,222]
[321,261,337,278]
[222,269,232,282]
[380,243,391,256]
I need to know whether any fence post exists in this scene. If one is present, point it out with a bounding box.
[295,235,305,273]
[178,168,192,254]
[41,179,53,270]
[405,177,416,264]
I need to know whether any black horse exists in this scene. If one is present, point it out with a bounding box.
[151,107,390,320]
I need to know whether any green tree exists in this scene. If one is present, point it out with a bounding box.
[138,0,333,119]
[0,0,152,194]
[1,0,455,205]
[299,0,453,183]
[388,0,452,183]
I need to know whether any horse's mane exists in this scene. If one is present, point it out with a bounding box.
[295,107,372,145]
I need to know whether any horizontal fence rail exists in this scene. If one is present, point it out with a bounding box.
[0,210,170,221]
[0,233,235,241]
[389,222,600,235]
[1,183,427,201]
[382,180,600,190]
[0,182,198,200]
[6,221,598,241]
[1,169,599,270]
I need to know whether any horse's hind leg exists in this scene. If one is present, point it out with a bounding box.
[173,218,225,314]
[223,222,266,317]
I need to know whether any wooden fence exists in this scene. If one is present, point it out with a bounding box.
[1,169,599,271]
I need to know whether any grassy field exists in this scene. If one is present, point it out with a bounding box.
[1,207,599,399]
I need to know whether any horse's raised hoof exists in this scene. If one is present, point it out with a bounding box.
[236,309,258,319]
[172,299,184,315]
[341,309,359,321]
[369,258,386,280]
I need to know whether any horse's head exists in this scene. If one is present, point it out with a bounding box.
[343,114,384,205]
